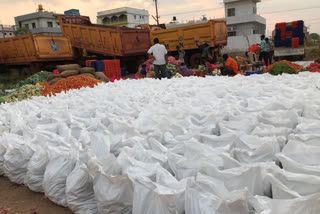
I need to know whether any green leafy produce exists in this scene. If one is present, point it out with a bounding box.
[166,64,177,73]
[197,65,207,72]
[13,71,51,89]
[268,63,298,75]
[0,84,45,104]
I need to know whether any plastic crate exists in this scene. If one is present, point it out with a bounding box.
[246,71,263,76]
[121,68,127,77]
[292,37,299,48]
[85,60,96,67]
[93,61,105,72]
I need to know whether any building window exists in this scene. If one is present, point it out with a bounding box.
[227,31,236,37]
[57,22,60,26]
[47,22,53,27]
[227,8,235,17]
[32,23,36,29]
[10,33,12,35]
[25,24,29,29]
[4,33,6,36]
[134,15,137,19]
[119,14,127,22]
[253,7,257,14]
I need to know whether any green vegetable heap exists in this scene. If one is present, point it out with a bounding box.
[13,71,51,89]
[0,84,45,104]
[268,63,298,75]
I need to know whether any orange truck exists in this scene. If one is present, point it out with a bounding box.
[138,20,228,67]
[0,32,73,70]
[55,15,151,59]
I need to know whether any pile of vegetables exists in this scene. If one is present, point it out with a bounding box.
[0,84,45,104]
[197,65,208,72]
[264,61,303,73]
[167,56,182,66]
[41,76,101,97]
[267,63,299,75]
[167,64,177,73]
[174,73,183,78]
[306,62,320,73]
[13,71,51,89]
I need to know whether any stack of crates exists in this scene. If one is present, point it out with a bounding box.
[274,20,304,48]
[103,60,121,78]
[85,59,121,78]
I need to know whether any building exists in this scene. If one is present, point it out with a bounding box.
[14,5,62,36]
[64,9,80,15]
[223,0,266,52]
[0,25,15,38]
[97,7,149,28]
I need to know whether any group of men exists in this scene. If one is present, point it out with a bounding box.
[147,37,239,79]
[259,35,274,66]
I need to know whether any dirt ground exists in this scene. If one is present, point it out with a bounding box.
[0,177,73,214]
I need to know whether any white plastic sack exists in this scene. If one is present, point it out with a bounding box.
[281,141,320,166]
[94,172,133,214]
[132,175,188,214]
[197,133,239,148]
[120,145,168,170]
[218,119,256,135]
[66,162,98,214]
[88,131,111,158]
[256,193,320,214]
[276,153,320,177]
[43,154,76,206]
[25,146,49,192]
[3,134,33,184]
[200,164,269,196]
[288,133,320,147]
[185,173,264,214]
[294,117,320,134]
[231,140,280,164]
[251,123,291,138]
[257,110,299,129]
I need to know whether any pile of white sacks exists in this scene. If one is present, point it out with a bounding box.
[1,72,320,214]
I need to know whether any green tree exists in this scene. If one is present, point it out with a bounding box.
[14,27,29,36]
[309,33,320,41]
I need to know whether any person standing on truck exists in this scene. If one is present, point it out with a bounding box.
[220,54,238,76]
[148,38,168,80]
[196,41,210,64]
[259,35,269,66]
[176,45,185,62]
[265,38,274,65]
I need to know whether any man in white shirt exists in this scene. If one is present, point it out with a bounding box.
[147,38,168,80]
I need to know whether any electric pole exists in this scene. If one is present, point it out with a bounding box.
[153,0,160,25]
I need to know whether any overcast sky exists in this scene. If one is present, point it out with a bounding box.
[0,0,319,35]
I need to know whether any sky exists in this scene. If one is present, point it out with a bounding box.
[0,0,319,35]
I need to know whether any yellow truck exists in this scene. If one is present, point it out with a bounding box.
[138,20,227,67]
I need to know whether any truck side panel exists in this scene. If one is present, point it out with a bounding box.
[33,35,73,59]
[0,33,73,65]
[56,15,151,57]
[147,20,227,52]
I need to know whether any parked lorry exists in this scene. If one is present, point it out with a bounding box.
[138,20,228,67]
[0,32,73,66]
[56,15,151,57]
[272,20,307,61]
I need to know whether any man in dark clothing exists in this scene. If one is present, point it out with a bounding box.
[220,54,238,76]
[148,38,168,80]
[196,41,210,64]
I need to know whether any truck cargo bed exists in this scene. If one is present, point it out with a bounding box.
[56,15,151,57]
[139,20,227,52]
[0,33,74,65]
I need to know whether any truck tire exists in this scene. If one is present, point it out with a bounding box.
[189,53,202,68]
